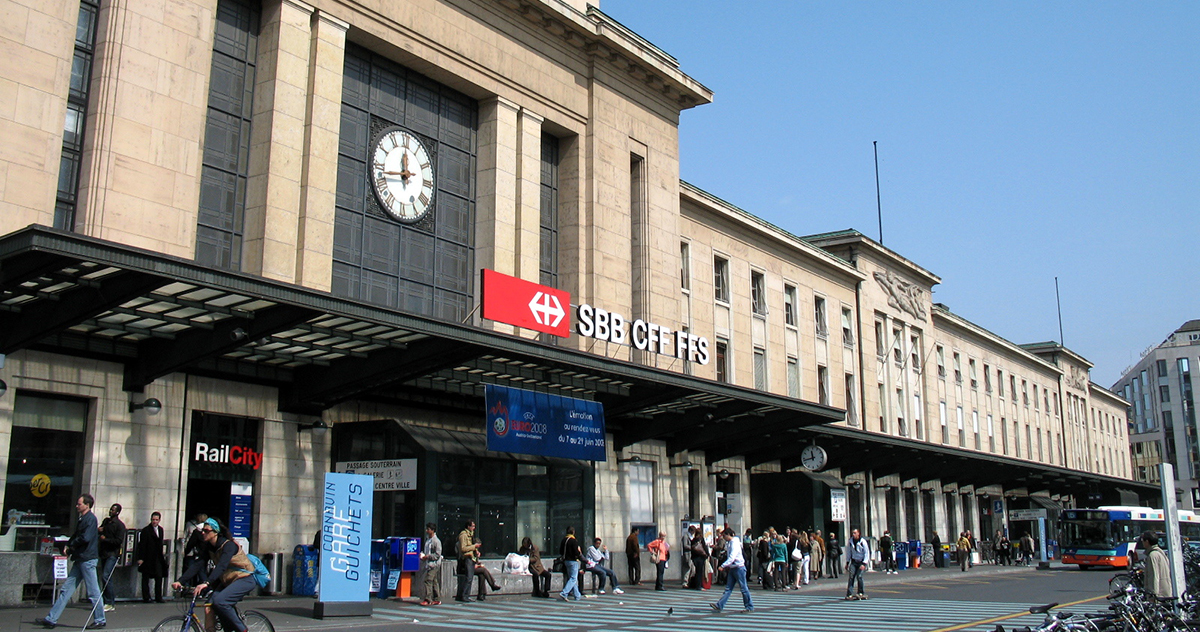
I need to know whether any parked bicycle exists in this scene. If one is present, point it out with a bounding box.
[151,588,275,632]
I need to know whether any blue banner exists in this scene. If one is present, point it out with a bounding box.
[319,472,374,602]
[485,384,607,461]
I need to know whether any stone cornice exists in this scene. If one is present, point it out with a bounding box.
[495,0,714,111]
[932,304,1062,376]
[804,230,942,290]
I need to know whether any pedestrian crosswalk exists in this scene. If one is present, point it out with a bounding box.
[370,589,1051,631]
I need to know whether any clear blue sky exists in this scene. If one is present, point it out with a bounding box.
[601,0,1198,388]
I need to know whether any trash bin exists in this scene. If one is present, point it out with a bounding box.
[292,544,318,596]
[261,552,287,595]
[894,541,907,571]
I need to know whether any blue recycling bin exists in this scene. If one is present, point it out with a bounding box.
[292,544,318,596]
[372,539,391,598]
[894,541,908,570]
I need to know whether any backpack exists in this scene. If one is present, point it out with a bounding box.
[245,553,271,588]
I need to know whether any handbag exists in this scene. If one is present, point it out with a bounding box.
[551,557,565,573]
[791,547,804,561]
[651,550,661,564]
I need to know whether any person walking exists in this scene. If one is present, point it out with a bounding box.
[557,526,584,601]
[419,522,442,606]
[41,494,106,629]
[956,531,971,572]
[826,532,841,579]
[1139,532,1171,598]
[998,533,1012,566]
[98,503,127,612]
[454,520,479,602]
[136,511,168,603]
[625,527,641,586]
[844,527,869,601]
[519,537,551,598]
[681,525,697,589]
[647,532,669,591]
[710,528,754,613]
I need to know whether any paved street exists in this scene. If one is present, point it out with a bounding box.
[1,564,1118,632]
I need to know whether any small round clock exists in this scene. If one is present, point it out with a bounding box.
[801,444,828,471]
[370,127,435,223]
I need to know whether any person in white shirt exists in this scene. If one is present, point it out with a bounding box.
[584,537,623,594]
[710,528,754,613]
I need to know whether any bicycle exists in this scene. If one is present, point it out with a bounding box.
[151,588,275,632]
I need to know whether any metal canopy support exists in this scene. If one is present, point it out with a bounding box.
[0,270,167,354]
[123,304,320,391]
[281,336,484,414]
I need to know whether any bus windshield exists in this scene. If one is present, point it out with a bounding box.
[1060,520,1113,548]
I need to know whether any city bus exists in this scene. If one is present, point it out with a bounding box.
[1059,506,1200,569]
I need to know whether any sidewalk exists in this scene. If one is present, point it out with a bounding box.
[0,561,1058,631]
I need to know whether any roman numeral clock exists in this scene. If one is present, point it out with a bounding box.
[370,126,435,223]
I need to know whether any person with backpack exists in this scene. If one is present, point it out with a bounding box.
[172,518,257,632]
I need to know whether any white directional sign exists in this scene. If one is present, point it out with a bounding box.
[1008,508,1047,521]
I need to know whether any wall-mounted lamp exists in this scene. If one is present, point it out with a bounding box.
[848,481,863,489]
[0,378,7,398]
[129,397,162,415]
[669,461,694,469]
[230,327,248,342]
[617,456,643,464]
[708,468,730,479]
[978,492,990,499]
[301,419,329,435]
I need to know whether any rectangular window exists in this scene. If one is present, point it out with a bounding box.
[751,271,766,316]
[969,359,978,389]
[627,461,654,525]
[1010,375,1017,401]
[939,401,948,444]
[912,393,922,440]
[784,285,797,327]
[897,387,907,437]
[997,369,1005,397]
[984,365,992,393]
[956,406,965,447]
[972,410,980,449]
[714,256,730,303]
[1161,384,1171,403]
[539,135,560,289]
[1025,425,1033,459]
[1043,389,1049,411]
[842,307,855,346]
[814,296,828,337]
[910,335,920,372]
[1000,417,1008,455]
[846,374,858,426]
[3,393,88,537]
[56,0,101,231]
[1033,384,1039,409]
[679,242,690,291]
[936,346,946,378]
[787,357,800,398]
[875,321,886,357]
[818,365,829,405]
[1158,359,1169,377]
[987,414,995,452]
[1013,420,1020,457]
[953,353,962,384]
[715,337,729,383]
[878,383,888,434]
[753,347,767,390]
[1022,381,1029,406]
[892,327,903,364]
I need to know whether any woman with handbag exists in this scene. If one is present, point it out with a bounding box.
[791,531,811,589]
[648,532,669,591]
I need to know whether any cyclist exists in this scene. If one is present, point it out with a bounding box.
[171,518,256,632]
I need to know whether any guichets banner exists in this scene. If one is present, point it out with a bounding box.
[485,384,607,461]
[319,472,374,603]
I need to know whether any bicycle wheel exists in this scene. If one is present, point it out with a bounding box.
[922,549,934,565]
[152,615,204,632]
[242,610,276,632]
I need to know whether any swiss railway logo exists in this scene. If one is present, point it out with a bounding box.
[480,269,571,338]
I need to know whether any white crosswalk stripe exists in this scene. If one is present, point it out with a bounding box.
[373,589,1052,631]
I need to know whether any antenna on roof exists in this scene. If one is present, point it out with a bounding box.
[874,141,883,245]
[1055,277,1064,346]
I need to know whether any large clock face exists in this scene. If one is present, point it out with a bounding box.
[801,445,828,471]
[370,127,434,223]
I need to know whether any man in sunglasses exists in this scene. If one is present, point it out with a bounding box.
[172,518,257,632]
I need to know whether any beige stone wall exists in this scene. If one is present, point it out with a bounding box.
[0,0,78,231]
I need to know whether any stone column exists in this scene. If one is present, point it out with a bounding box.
[294,9,348,291]
[475,96,519,333]
[514,108,544,284]
[242,0,315,283]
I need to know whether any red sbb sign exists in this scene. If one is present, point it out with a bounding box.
[481,269,571,338]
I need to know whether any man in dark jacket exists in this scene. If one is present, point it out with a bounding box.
[98,503,127,612]
[136,512,168,603]
[625,527,641,585]
[41,493,106,629]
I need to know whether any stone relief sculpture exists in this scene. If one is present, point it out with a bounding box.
[1067,365,1089,390]
[873,269,927,322]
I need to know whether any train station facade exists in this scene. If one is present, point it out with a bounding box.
[0,0,1148,603]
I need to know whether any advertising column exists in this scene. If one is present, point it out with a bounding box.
[315,472,374,618]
